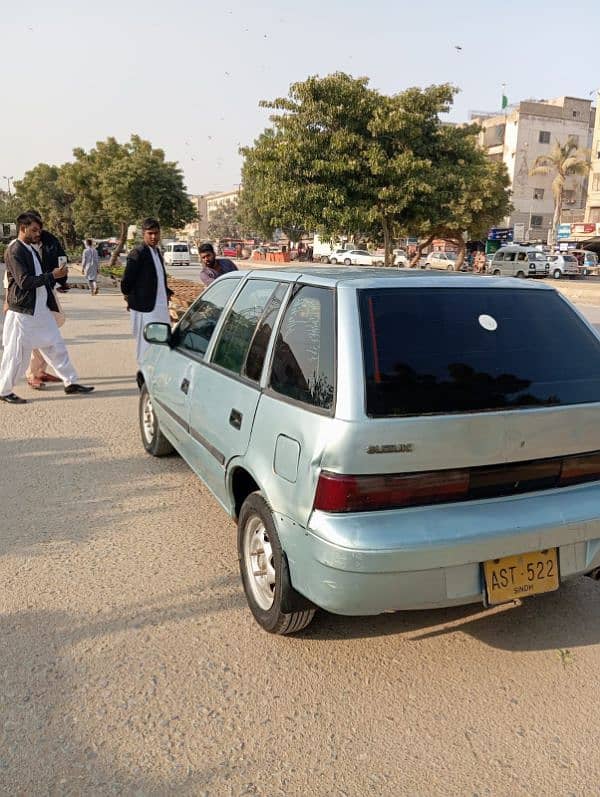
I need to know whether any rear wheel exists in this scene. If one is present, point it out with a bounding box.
[447,263,454,271]
[516,270,526,279]
[238,493,316,634]
[553,269,562,280]
[344,258,352,265]
[492,269,501,276]
[330,257,338,264]
[139,383,174,457]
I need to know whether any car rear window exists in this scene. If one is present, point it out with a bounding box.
[359,287,600,417]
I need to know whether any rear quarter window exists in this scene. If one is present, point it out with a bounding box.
[359,287,600,417]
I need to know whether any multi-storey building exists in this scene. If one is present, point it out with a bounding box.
[585,101,600,225]
[472,96,594,241]
[183,188,241,241]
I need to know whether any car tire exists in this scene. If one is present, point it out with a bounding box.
[330,258,338,264]
[553,269,562,280]
[447,264,454,271]
[238,492,316,635]
[139,383,174,457]
[516,270,526,279]
[493,269,501,276]
[344,258,352,266]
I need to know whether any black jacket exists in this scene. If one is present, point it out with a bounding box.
[5,240,59,316]
[121,244,173,312]
[38,230,68,287]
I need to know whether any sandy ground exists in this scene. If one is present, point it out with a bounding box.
[2,281,600,795]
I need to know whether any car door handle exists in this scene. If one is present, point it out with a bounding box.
[229,409,242,430]
[180,378,190,395]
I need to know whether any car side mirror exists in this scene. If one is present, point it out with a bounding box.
[144,322,171,345]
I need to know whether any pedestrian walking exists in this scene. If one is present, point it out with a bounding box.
[121,218,173,366]
[82,238,100,295]
[198,242,238,286]
[0,212,94,404]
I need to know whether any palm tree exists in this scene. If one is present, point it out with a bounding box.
[529,138,590,246]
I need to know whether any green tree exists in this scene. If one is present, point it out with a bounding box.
[529,138,590,246]
[408,135,512,267]
[240,74,381,248]
[61,135,197,265]
[240,74,510,265]
[13,164,79,247]
[206,199,244,241]
[0,190,21,226]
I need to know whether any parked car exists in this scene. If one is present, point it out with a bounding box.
[329,249,384,266]
[547,254,580,280]
[324,249,352,265]
[394,249,409,266]
[163,242,191,267]
[138,268,600,634]
[488,245,549,278]
[425,252,458,270]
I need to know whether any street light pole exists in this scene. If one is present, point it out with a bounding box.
[2,176,14,197]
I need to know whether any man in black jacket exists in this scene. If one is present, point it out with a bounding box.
[0,212,94,404]
[121,217,173,366]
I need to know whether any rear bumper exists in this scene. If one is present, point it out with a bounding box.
[277,482,600,615]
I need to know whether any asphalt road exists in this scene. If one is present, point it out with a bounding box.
[2,285,600,795]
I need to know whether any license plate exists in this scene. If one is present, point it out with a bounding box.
[484,548,559,605]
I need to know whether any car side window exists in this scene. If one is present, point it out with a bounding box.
[503,252,516,262]
[494,252,504,262]
[211,280,280,375]
[517,252,527,262]
[176,279,239,356]
[244,283,288,382]
[270,285,335,411]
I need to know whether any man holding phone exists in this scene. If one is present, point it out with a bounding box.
[0,211,94,404]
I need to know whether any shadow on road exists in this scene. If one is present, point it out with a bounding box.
[0,436,188,559]
[0,574,246,793]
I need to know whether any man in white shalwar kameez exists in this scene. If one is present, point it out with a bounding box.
[120,218,173,367]
[0,212,94,404]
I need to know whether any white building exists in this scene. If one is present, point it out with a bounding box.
[472,96,594,241]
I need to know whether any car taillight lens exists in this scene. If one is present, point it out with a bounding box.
[559,453,600,486]
[313,470,470,513]
[314,450,600,513]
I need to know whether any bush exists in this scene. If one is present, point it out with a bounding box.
[100,265,124,279]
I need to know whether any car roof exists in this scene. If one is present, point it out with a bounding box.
[232,266,559,292]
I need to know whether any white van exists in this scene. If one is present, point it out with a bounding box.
[163,242,190,267]
[489,245,550,278]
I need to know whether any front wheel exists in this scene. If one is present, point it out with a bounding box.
[447,263,454,271]
[553,269,562,280]
[139,383,174,457]
[238,493,316,634]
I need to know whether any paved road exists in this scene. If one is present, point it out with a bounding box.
[2,287,600,794]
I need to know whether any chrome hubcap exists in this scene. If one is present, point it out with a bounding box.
[142,394,156,444]
[243,515,276,610]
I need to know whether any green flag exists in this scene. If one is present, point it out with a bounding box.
[501,93,508,110]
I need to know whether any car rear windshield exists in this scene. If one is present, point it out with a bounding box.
[359,287,600,417]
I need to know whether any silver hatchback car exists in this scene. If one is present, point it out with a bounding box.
[139,268,600,634]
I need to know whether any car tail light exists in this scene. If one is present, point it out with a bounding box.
[313,470,469,512]
[314,450,600,513]
[559,452,600,486]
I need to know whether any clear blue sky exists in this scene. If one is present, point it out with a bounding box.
[2,0,598,196]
